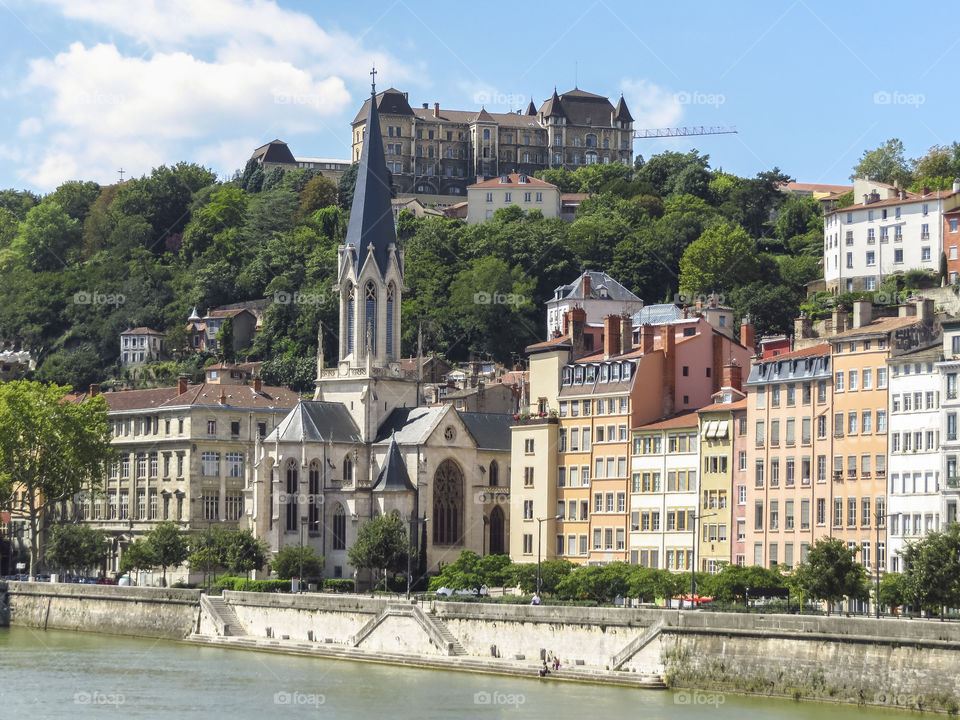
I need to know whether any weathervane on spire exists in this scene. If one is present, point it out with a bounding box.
[370,65,377,96]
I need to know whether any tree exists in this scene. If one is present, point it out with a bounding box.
[272,545,324,581]
[0,381,114,578]
[298,176,338,218]
[145,521,189,586]
[627,566,684,603]
[11,202,82,271]
[699,563,784,605]
[45,524,107,576]
[679,222,759,296]
[217,317,235,363]
[851,138,912,186]
[555,562,632,603]
[901,524,960,617]
[792,538,868,614]
[348,514,409,590]
[224,529,269,575]
[119,539,157,584]
[507,559,574,595]
[337,162,359,209]
[877,572,907,610]
[428,551,511,595]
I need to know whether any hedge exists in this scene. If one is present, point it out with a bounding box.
[323,579,355,593]
[216,576,292,593]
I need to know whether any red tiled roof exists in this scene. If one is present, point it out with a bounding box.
[120,327,164,336]
[830,316,920,339]
[756,343,830,362]
[205,309,248,319]
[637,411,701,431]
[164,383,299,409]
[698,398,748,413]
[526,336,571,352]
[831,190,957,214]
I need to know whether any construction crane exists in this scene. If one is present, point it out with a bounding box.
[633,125,737,139]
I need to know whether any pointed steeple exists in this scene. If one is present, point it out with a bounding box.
[373,431,415,491]
[525,98,537,115]
[345,68,397,278]
[544,88,565,118]
[615,93,633,123]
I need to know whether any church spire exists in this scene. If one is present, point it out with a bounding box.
[345,67,396,279]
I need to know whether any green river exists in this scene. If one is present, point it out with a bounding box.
[0,626,920,718]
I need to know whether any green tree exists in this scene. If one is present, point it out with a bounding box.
[224,529,269,575]
[46,181,102,223]
[555,562,632,603]
[272,545,324,581]
[679,222,759,296]
[119,539,157,584]
[298,175,338,218]
[877,571,907,610]
[901,524,960,617]
[217,317,235,363]
[337,162,359,209]
[851,138,913,186]
[11,202,82,271]
[792,538,868,614]
[699,563,784,605]
[348,514,409,590]
[428,551,511,595]
[506,559,574,595]
[627,566,684,603]
[45,523,107,576]
[145,521,189,586]
[0,381,114,577]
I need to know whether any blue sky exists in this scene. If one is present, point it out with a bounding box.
[0,0,955,193]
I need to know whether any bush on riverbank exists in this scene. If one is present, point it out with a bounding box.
[322,579,355,593]
[216,576,292,593]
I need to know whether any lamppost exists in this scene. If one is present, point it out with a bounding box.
[406,514,429,599]
[874,507,895,618]
[690,511,717,609]
[536,514,562,597]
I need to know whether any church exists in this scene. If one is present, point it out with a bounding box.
[246,75,512,585]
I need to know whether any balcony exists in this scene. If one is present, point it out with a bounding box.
[833,471,844,482]
[947,476,960,489]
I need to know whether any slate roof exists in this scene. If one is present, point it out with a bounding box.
[375,406,447,444]
[352,88,415,122]
[745,345,832,386]
[458,412,513,451]
[120,327,164,336]
[538,88,617,126]
[264,401,362,443]
[251,139,297,165]
[345,84,397,278]
[373,433,415,491]
[552,271,640,304]
[633,304,684,326]
[614,94,633,123]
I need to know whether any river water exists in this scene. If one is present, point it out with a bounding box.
[0,626,919,719]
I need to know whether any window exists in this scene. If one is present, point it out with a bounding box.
[523,500,534,520]
[201,452,220,477]
[523,534,533,554]
[524,467,534,487]
[207,419,216,435]
[226,452,244,478]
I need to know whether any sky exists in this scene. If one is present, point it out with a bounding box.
[0,0,956,193]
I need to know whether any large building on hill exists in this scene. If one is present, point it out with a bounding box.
[247,79,513,584]
[349,87,634,197]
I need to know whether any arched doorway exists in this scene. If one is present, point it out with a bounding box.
[489,505,505,555]
[433,459,464,545]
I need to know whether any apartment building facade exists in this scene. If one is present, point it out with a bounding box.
[938,320,960,537]
[744,344,834,570]
[823,177,960,292]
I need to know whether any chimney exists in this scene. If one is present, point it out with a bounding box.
[795,314,812,339]
[434,102,440,118]
[899,302,917,318]
[219,388,227,405]
[640,324,655,354]
[476,175,485,184]
[422,102,428,109]
[402,92,408,101]
[954,178,960,193]
[177,376,188,395]
[620,315,632,355]
[862,194,869,206]
[916,297,935,325]
[253,377,262,392]
[603,316,621,358]
[569,306,587,359]
[582,273,591,298]
[740,318,755,352]
[88,383,100,397]
[661,325,676,417]
[832,305,848,334]
[722,360,743,392]
[851,299,872,329]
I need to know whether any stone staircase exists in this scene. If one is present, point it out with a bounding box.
[411,605,467,656]
[350,602,467,656]
[610,618,665,671]
[201,594,246,637]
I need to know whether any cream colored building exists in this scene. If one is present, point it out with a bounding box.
[466,173,560,224]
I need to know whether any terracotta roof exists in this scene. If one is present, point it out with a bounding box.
[469,173,556,189]
[697,398,748,413]
[756,343,830,362]
[165,383,299,409]
[830,316,921,339]
[205,362,246,371]
[779,182,852,194]
[831,190,957,214]
[81,387,181,412]
[637,411,701,431]
[120,327,164,336]
[526,336,571,352]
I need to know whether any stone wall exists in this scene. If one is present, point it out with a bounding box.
[7,582,201,640]
[222,591,385,643]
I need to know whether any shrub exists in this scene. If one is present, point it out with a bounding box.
[323,579,355,593]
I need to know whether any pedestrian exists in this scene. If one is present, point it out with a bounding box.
[531,593,541,606]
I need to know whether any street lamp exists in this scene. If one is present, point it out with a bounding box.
[874,508,895,618]
[536,515,562,597]
[690,512,717,610]
[406,514,429,599]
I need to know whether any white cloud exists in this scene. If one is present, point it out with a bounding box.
[18,118,43,136]
[620,78,684,131]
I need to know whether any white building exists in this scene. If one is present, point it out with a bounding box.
[120,327,166,366]
[886,343,943,571]
[466,173,560,224]
[545,271,643,340]
[629,411,700,574]
[823,178,960,292]
[938,320,960,532]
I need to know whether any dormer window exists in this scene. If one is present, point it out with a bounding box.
[562,368,572,385]
[499,175,510,183]
[574,366,584,384]
[518,174,528,184]
[600,365,609,383]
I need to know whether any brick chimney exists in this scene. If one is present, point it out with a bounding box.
[740,318,755,353]
[722,360,742,392]
[582,273,591,298]
[851,299,872,329]
[794,314,812,339]
[88,383,100,397]
[640,325,655,354]
[434,102,440,118]
[603,315,621,358]
[253,377,262,392]
[219,388,227,405]
[661,325,676,417]
[619,315,632,355]
[569,306,587,359]
[177,376,188,395]
[832,305,848,334]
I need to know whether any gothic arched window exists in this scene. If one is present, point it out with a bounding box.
[308,460,320,529]
[433,459,464,546]
[332,503,346,550]
[386,283,396,357]
[285,460,298,532]
[346,283,355,355]
[343,454,354,484]
[364,281,377,355]
[489,460,499,487]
